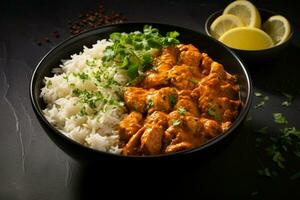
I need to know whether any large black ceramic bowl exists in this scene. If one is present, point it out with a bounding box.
[30,23,252,162]
[205,9,294,62]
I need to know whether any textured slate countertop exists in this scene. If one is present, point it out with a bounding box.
[1,0,300,199]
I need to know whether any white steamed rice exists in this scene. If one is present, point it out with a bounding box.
[41,39,129,154]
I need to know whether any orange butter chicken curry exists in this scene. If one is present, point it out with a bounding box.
[118,44,241,156]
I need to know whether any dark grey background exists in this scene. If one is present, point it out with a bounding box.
[1,0,300,199]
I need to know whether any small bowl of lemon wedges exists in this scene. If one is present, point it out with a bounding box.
[205,0,293,61]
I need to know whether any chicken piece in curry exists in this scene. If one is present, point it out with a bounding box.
[118,44,241,156]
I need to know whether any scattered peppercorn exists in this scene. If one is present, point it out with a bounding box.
[53,31,60,38]
[36,3,127,46]
[68,4,126,35]
[44,37,50,43]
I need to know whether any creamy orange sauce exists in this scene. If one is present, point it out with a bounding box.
[117,44,241,156]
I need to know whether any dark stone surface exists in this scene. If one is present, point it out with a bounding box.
[1,0,300,199]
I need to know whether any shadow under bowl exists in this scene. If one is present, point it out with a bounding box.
[205,9,294,63]
[30,23,253,163]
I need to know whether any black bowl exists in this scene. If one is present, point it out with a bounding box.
[205,9,294,62]
[30,23,252,163]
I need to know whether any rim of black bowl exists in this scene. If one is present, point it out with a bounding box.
[205,9,294,52]
[30,22,253,159]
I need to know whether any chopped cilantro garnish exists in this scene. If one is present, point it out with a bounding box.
[255,92,263,97]
[255,101,265,109]
[46,80,52,88]
[133,103,139,111]
[273,113,288,124]
[280,127,300,137]
[72,89,104,109]
[78,72,89,81]
[63,75,69,81]
[254,93,269,109]
[177,107,187,115]
[73,72,89,82]
[108,99,115,105]
[263,96,269,101]
[79,106,87,116]
[281,93,293,107]
[208,107,221,121]
[252,92,299,176]
[104,77,116,88]
[93,71,102,82]
[190,78,197,85]
[86,59,97,67]
[146,96,154,108]
[102,25,180,80]
[169,95,177,107]
[271,150,285,168]
[282,101,291,107]
[72,88,81,96]
[172,119,181,126]
[127,63,139,80]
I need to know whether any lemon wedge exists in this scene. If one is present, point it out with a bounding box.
[223,0,261,28]
[210,14,245,39]
[262,15,291,45]
[219,27,274,50]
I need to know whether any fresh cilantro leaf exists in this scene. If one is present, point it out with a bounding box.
[63,75,69,81]
[282,101,290,107]
[280,127,300,137]
[265,144,286,168]
[72,89,104,109]
[166,31,180,38]
[263,96,269,101]
[86,59,97,67]
[281,92,293,107]
[272,151,285,168]
[172,119,181,126]
[74,72,89,82]
[255,101,265,109]
[146,96,154,108]
[79,106,87,116]
[208,107,221,121]
[104,77,116,89]
[255,92,263,97]
[102,25,180,80]
[46,80,52,88]
[127,63,139,79]
[190,78,197,85]
[273,113,288,124]
[177,107,187,115]
[254,94,269,108]
[169,95,177,107]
